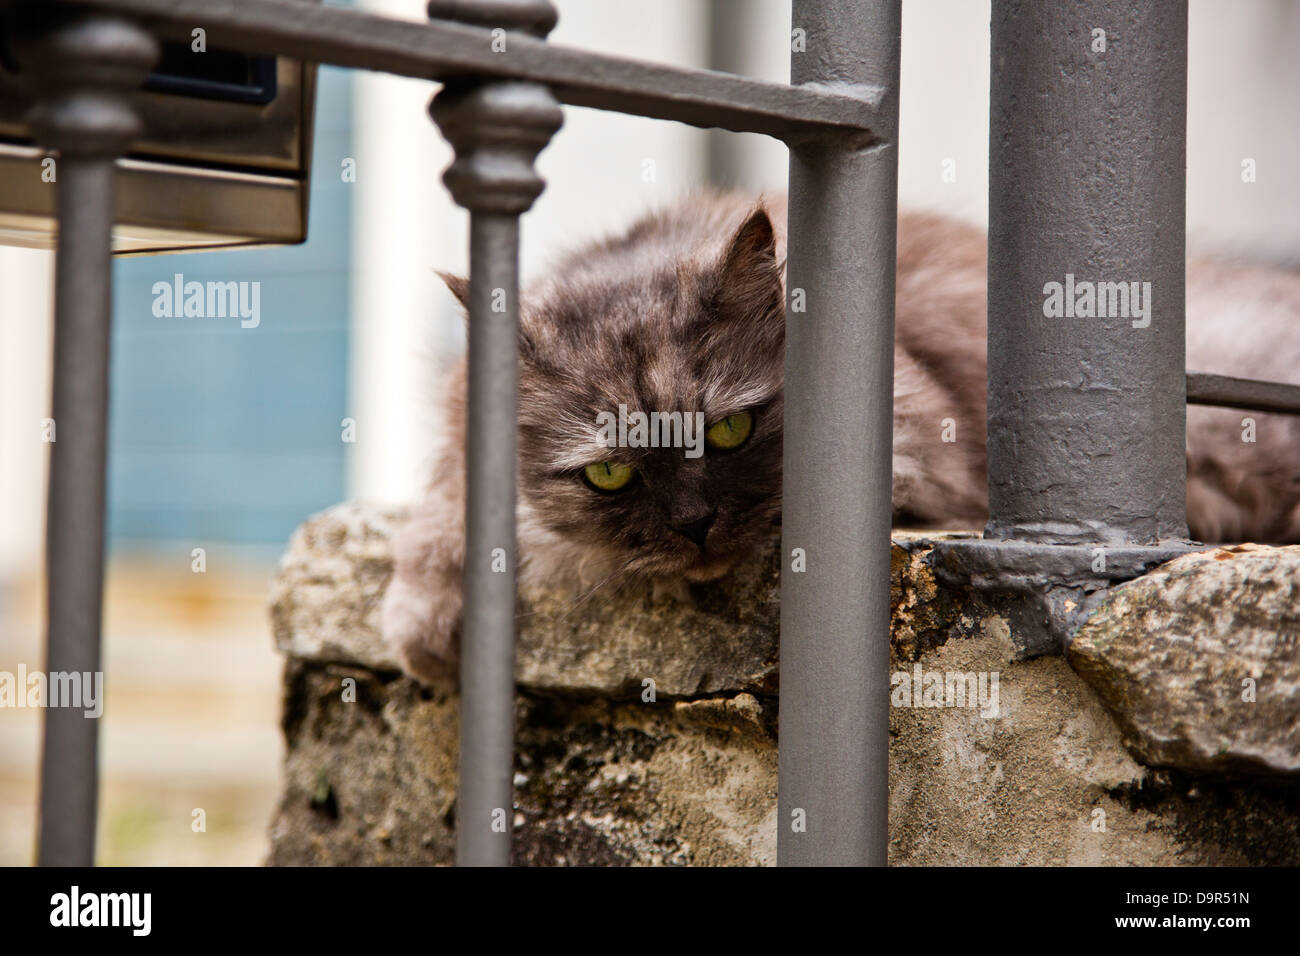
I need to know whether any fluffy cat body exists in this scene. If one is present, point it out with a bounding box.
[384,191,1300,684]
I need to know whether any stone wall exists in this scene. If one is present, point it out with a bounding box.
[266,502,1300,865]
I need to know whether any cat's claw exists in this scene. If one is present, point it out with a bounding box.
[393,633,458,687]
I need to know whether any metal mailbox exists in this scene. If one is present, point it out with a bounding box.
[0,7,316,255]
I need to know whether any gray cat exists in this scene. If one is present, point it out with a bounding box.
[382,190,1300,684]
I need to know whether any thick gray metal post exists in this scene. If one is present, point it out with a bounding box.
[779,0,899,866]
[986,0,1188,545]
[20,10,157,866]
[429,0,562,867]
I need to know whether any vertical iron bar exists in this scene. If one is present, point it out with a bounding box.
[986,0,1188,545]
[779,0,900,866]
[458,212,522,867]
[39,156,116,866]
[428,0,562,867]
[21,9,157,866]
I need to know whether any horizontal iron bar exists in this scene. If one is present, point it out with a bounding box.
[55,0,883,142]
[1187,371,1300,415]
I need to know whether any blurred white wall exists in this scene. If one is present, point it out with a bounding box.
[705,0,992,225]
[348,0,463,506]
[713,0,1300,255]
[0,249,52,582]
[897,0,991,227]
[1187,0,1300,264]
[348,0,713,504]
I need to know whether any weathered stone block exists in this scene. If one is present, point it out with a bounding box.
[267,503,1300,866]
[1068,543,1300,776]
[269,501,779,698]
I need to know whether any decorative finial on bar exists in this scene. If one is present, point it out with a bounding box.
[428,0,563,214]
[16,9,158,157]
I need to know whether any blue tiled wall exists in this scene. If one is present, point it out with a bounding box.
[108,63,354,550]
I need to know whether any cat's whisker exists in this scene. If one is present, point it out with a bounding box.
[574,547,602,588]
[553,557,639,624]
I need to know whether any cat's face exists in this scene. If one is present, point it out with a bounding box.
[508,207,785,583]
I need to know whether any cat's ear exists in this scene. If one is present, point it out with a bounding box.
[439,269,538,360]
[714,207,783,321]
[437,271,471,311]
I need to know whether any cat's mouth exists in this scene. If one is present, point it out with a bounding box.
[625,549,734,581]
[621,538,748,584]
[648,541,740,582]
[681,554,736,582]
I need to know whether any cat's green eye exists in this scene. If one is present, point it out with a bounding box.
[583,460,636,492]
[705,410,754,450]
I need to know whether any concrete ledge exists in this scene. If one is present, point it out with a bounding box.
[269,501,781,698]
[267,502,1300,865]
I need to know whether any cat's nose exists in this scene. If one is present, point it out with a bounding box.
[671,510,716,547]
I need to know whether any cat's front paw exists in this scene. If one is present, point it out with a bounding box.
[381,574,460,686]
[394,631,459,686]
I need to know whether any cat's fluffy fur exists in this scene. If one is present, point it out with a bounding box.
[384,190,1300,684]
[1186,259,1300,541]
[384,192,791,682]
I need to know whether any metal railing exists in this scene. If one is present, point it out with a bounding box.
[20,0,1298,868]
[23,0,897,868]
[931,0,1300,607]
